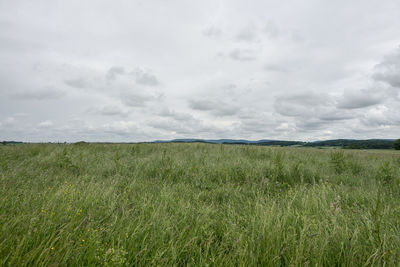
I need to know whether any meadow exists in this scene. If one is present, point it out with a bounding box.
[0,143,400,266]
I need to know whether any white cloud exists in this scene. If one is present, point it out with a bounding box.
[38,120,53,127]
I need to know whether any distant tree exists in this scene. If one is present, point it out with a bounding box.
[394,139,400,150]
[74,141,88,146]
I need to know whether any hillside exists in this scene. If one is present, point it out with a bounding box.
[153,139,395,149]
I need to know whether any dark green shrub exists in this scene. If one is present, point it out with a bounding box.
[330,150,346,174]
[57,148,79,174]
[348,160,363,175]
[394,139,400,150]
[230,166,247,184]
[273,151,287,182]
[376,161,397,185]
[74,141,89,146]
[290,161,318,184]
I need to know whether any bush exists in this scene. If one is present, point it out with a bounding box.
[74,141,89,146]
[376,161,396,185]
[394,139,400,150]
[330,150,346,174]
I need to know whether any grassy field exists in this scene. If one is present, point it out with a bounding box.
[1,143,400,266]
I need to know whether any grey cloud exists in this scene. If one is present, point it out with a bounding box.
[229,49,256,61]
[101,121,139,136]
[132,69,159,86]
[106,67,126,82]
[100,105,128,116]
[27,119,150,142]
[28,119,144,141]
[88,105,128,117]
[274,92,332,118]
[264,64,288,73]
[235,21,278,42]
[121,91,163,107]
[64,77,89,89]
[238,116,279,133]
[235,25,257,42]
[360,105,400,127]
[220,84,237,96]
[148,116,227,136]
[12,87,65,100]
[337,89,385,109]
[319,111,354,121]
[274,92,357,131]
[152,108,231,137]
[203,26,222,38]
[264,21,279,38]
[295,119,331,131]
[289,30,304,43]
[189,99,215,111]
[14,113,29,118]
[122,94,154,107]
[221,83,237,90]
[373,48,400,88]
[106,67,159,86]
[1,117,17,126]
[148,118,194,134]
[189,99,239,116]
[235,109,298,138]
[158,108,194,121]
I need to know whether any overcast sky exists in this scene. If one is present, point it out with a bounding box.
[1,0,400,142]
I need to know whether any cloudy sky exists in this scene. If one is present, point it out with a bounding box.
[1,0,400,142]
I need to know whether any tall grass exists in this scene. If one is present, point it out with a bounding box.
[0,143,399,266]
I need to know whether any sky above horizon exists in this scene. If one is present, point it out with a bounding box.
[1,0,400,142]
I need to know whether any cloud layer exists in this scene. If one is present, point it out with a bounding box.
[1,0,400,142]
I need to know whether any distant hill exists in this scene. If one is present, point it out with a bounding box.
[1,141,23,145]
[304,139,395,149]
[152,138,396,149]
[154,139,305,146]
[1,139,397,149]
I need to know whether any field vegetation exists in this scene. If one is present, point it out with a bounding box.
[1,143,400,266]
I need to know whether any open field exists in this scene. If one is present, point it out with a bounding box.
[1,143,400,266]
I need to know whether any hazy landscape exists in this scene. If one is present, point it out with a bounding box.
[2,0,400,266]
